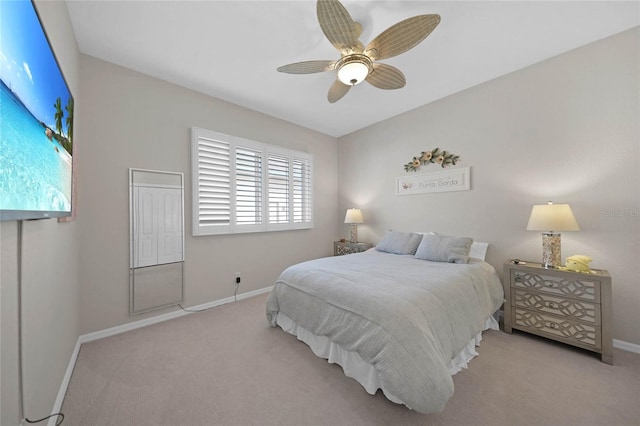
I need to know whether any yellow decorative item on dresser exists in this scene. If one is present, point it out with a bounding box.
[564,255,593,273]
[503,260,613,364]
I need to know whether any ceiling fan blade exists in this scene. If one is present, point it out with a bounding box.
[327,79,351,103]
[277,60,335,74]
[365,14,440,61]
[366,63,406,90]
[317,0,359,52]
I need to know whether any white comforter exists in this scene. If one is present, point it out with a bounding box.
[266,250,504,413]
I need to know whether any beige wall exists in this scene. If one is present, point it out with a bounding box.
[76,55,339,334]
[338,28,640,345]
[1,2,81,425]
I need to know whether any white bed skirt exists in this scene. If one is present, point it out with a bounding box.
[276,312,499,407]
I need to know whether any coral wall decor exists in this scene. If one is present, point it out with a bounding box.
[403,147,460,172]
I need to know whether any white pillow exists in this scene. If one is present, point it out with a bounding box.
[414,234,473,264]
[469,242,489,261]
[376,231,423,255]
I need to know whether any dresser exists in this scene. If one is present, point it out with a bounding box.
[333,241,372,256]
[503,260,612,364]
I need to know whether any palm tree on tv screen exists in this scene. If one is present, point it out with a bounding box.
[54,97,63,136]
[65,97,73,143]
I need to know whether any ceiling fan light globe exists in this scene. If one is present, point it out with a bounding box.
[338,61,369,85]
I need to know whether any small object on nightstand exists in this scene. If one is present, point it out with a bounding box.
[334,241,372,256]
[503,260,612,364]
[563,255,593,273]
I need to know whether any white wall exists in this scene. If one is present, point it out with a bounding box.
[338,28,640,346]
[1,2,81,424]
[75,55,339,334]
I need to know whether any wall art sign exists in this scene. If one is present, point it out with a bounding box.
[396,166,470,195]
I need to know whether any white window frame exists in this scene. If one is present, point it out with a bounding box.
[191,127,313,236]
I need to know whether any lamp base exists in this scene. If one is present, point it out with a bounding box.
[349,224,358,243]
[542,232,561,268]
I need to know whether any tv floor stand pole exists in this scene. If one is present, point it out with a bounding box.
[17,219,25,423]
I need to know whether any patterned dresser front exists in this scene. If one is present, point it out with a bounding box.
[503,261,612,364]
[333,241,372,256]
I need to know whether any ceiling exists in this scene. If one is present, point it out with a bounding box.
[65,1,639,138]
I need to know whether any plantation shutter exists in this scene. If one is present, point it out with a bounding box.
[293,157,312,224]
[267,153,290,224]
[192,127,312,236]
[193,130,231,235]
[235,146,262,225]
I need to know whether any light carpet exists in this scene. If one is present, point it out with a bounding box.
[61,293,640,426]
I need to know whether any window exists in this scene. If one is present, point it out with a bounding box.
[191,127,313,236]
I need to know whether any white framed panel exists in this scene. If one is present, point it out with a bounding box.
[129,168,185,315]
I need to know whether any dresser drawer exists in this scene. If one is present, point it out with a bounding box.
[513,289,600,325]
[511,271,600,303]
[513,308,601,349]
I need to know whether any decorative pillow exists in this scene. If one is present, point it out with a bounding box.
[376,231,423,255]
[414,234,473,264]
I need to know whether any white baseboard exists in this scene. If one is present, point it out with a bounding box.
[48,286,273,426]
[79,286,273,344]
[614,339,640,354]
[48,339,81,426]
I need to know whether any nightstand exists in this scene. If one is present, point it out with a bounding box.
[333,241,372,256]
[503,260,612,364]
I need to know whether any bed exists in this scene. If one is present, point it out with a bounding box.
[265,232,504,414]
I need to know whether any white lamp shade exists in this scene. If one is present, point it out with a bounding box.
[344,208,364,224]
[526,203,580,232]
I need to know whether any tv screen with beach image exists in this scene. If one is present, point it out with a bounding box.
[0,1,73,220]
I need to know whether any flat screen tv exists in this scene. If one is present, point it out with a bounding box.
[0,0,74,221]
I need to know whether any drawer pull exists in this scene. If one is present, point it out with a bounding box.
[545,282,556,288]
[548,302,557,309]
[549,323,557,329]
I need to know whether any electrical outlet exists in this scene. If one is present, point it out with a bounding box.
[235,273,241,285]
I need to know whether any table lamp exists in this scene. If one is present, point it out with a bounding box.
[526,202,580,268]
[344,208,364,243]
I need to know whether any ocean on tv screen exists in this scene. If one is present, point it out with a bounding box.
[0,80,71,213]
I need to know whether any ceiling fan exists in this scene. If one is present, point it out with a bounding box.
[277,0,441,103]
